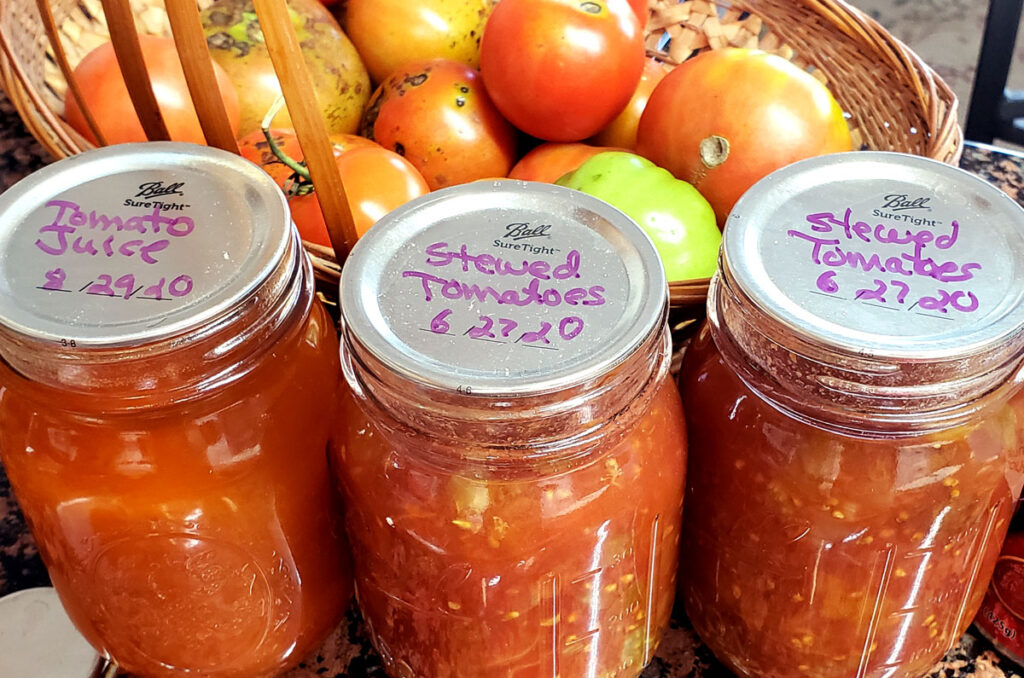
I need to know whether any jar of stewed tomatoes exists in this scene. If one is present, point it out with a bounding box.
[332,181,687,677]
[0,144,351,677]
[678,152,1024,677]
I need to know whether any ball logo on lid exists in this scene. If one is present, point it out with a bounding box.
[880,193,932,212]
[133,180,186,200]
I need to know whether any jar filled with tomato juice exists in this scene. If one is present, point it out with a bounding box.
[0,144,351,677]
[678,152,1024,677]
[331,182,687,677]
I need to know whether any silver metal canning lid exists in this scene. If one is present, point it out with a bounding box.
[0,142,290,348]
[340,180,667,396]
[723,151,1024,363]
[0,588,102,677]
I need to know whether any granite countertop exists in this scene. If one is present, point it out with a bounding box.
[2,93,1024,677]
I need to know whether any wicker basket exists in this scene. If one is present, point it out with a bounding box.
[0,0,963,322]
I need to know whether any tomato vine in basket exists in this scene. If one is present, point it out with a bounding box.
[289,146,429,246]
[479,0,645,142]
[237,128,375,189]
[63,35,240,146]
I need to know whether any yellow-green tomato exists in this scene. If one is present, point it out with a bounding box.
[202,0,370,137]
[557,151,721,281]
[345,0,493,84]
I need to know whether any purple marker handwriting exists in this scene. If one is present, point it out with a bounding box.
[430,309,584,345]
[410,243,606,347]
[793,209,981,314]
[38,269,192,301]
[34,200,194,265]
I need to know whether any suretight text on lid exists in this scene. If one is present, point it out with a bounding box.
[723,151,1024,361]
[340,180,667,396]
[0,142,290,348]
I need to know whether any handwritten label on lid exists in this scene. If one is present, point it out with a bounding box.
[725,152,1024,357]
[342,182,665,395]
[0,144,289,348]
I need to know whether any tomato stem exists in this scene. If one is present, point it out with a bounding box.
[260,95,312,189]
[699,135,730,169]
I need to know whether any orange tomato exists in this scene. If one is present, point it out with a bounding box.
[289,146,429,246]
[508,142,627,183]
[236,128,376,188]
[590,58,671,150]
[64,35,239,146]
[637,48,852,224]
[361,59,517,190]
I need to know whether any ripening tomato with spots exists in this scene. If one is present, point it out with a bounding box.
[361,59,517,190]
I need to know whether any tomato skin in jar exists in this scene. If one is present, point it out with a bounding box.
[678,325,1023,678]
[332,374,685,678]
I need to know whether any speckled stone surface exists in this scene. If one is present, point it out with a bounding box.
[2,93,1024,677]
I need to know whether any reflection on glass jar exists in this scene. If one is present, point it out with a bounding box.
[0,144,350,677]
[331,182,687,677]
[678,152,1024,678]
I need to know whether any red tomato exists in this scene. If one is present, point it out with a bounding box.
[345,0,493,83]
[637,48,853,224]
[508,142,626,183]
[479,0,644,142]
[361,59,517,190]
[289,146,430,246]
[237,128,376,188]
[590,58,670,150]
[63,35,240,146]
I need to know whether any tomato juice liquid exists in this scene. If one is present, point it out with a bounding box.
[1,299,349,677]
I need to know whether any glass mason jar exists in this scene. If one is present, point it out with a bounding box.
[331,182,687,678]
[678,152,1024,678]
[0,144,351,677]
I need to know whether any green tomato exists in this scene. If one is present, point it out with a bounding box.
[556,151,721,281]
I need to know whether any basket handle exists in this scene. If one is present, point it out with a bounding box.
[99,0,171,141]
[252,0,359,263]
[164,0,239,154]
[35,0,107,148]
